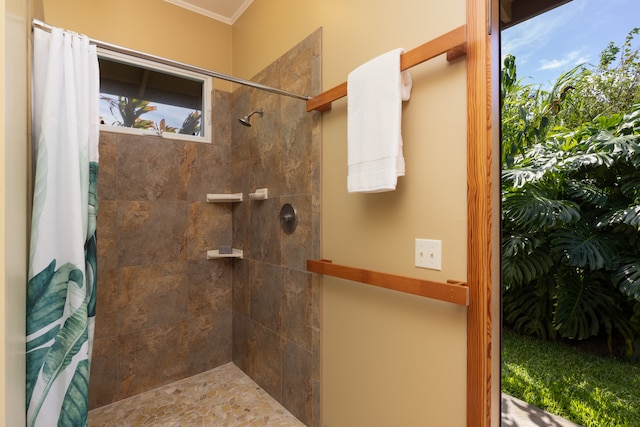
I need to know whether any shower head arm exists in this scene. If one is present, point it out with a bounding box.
[238,109,264,127]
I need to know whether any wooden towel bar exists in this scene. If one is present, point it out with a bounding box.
[306,24,467,112]
[307,259,468,306]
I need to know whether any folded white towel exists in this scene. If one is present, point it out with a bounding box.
[347,48,412,193]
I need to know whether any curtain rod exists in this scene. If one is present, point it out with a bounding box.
[32,19,312,101]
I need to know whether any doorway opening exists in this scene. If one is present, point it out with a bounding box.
[500,0,640,425]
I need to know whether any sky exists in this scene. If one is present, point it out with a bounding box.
[501,0,640,86]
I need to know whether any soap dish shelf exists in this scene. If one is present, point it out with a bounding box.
[206,193,243,203]
[207,249,243,259]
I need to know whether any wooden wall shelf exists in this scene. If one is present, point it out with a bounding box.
[307,259,468,306]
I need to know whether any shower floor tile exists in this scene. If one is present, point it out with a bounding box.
[88,362,305,427]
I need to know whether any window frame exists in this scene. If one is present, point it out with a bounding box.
[97,47,213,143]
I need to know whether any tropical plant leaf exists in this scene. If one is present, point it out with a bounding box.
[598,205,640,229]
[29,303,88,425]
[550,227,616,270]
[58,359,89,427]
[41,303,88,385]
[503,189,581,231]
[501,233,545,257]
[86,161,99,318]
[26,347,51,412]
[502,168,546,188]
[555,274,616,339]
[613,259,640,300]
[26,260,63,333]
[559,151,614,170]
[27,261,82,334]
[619,107,640,136]
[502,243,553,289]
[619,171,640,199]
[503,278,557,340]
[27,261,88,425]
[592,132,640,161]
[26,259,73,407]
[565,179,609,207]
[85,233,97,318]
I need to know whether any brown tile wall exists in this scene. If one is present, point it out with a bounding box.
[231,29,323,427]
[89,90,235,409]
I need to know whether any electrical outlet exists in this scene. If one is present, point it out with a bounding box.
[415,239,442,270]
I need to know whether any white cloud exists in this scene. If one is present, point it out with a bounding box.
[502,20,553,54]
[538,50,590,71]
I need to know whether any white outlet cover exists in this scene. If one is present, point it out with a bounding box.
[415,238,442,270]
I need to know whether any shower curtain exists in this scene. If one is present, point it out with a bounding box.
[26,26,99,427]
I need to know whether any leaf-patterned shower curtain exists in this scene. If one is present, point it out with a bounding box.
[27,26,99,427]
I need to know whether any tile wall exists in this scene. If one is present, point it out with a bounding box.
[89,89,235,408]
[231,29,322,427]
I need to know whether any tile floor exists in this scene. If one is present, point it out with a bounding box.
[88,362,305,427]
[89,363,579,427]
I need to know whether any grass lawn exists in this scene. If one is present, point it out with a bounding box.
[502,329,640,427]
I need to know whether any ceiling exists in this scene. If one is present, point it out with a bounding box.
[164,0,571,28]
[163,0,254,25]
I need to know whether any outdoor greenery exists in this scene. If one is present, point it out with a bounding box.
[501,28,640,360]
[502,329,640,426]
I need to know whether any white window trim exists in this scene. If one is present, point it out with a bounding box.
[97,47,213,143]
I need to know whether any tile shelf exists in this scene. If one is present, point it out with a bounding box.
[206,193,243,203]
[207,249,244,259]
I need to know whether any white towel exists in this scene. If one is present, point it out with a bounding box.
[347,48,412,193]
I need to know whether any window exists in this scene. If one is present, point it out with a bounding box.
[98,49,212,142]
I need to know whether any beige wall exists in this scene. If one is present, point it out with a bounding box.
[3,0,29,425]
[233,1,468,425]
[42,0,234,91]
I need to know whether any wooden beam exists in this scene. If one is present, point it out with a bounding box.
[307,259,469,306]
[467,0,499,425]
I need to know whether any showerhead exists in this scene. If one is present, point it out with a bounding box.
[238,109,264,127]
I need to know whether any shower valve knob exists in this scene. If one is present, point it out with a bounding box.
[279,203,298,234]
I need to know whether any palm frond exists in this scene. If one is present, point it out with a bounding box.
[179,111,201,135]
